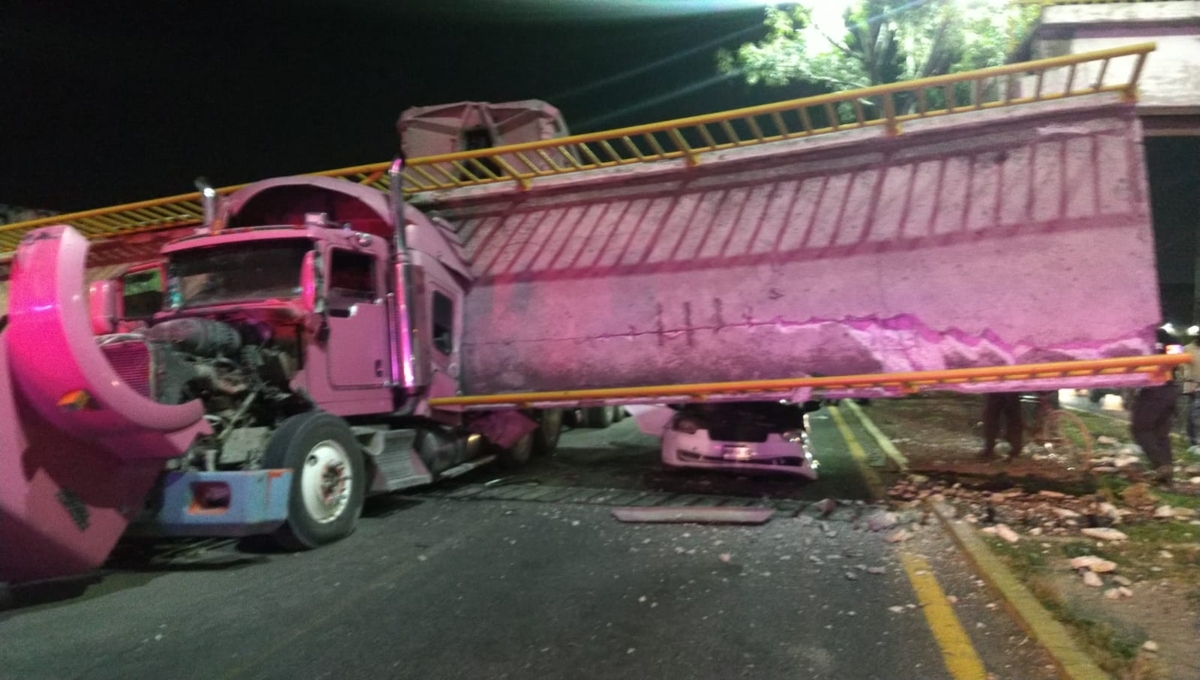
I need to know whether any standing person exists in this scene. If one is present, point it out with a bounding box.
[1131,327,1182,485]
[981,392,1023,460]
[1182,330,1200,449]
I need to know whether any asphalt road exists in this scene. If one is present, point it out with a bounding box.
[1,411,1060,680]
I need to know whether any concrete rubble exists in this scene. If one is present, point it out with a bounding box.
[889,475,1197,544]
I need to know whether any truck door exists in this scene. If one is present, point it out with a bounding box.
[424,269,464,401]
[325,247,389,389]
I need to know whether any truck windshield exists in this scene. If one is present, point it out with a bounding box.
[167,239,312,308]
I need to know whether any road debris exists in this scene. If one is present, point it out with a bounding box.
[813,498,837,517]
[1082,571,1103,587]
[1081,527,1128,542]
[1141,641,1159,653]
[865,511,898,532]
[1070,556,1117,573]
[611,507,775,525]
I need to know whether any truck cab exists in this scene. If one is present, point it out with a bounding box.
[81,175,545,550]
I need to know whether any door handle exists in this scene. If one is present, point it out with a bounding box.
[375,360,384,377]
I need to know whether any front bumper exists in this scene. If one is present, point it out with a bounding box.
[130,469,292,537]
[662,430,818,479]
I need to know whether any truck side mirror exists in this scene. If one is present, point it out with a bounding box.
[802,400,822,413]
[87,280,120,335]
[299,250,324,315]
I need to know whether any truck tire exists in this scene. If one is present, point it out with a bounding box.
[497,432,534,469]
[532,409,563,456]
[583,406,614,429]
[263,410,366,550]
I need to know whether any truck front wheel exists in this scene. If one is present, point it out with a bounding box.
[264,411,366,550]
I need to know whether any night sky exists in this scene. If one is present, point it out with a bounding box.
[4,1,1198,320]
[2,0,789,211]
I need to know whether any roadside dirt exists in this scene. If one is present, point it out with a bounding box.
[869,393,1200,680]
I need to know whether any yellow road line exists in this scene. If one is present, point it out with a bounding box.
[826,405,886,501]
[844,399,909,472]
[901,553,989,680]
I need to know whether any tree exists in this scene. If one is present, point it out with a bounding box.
[719,1,1039,106]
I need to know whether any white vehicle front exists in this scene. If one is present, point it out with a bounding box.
[632,402,819,479]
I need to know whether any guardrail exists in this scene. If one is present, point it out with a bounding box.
[397,42,1152,194]
[1017,0,1188,5]
[428,355,1186,410]
[0,42,1154,257]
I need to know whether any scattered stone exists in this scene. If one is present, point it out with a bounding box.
[814,498,837,517]
[866,512,898,532]
[1090,560,1118,574]
[1070,556,1105,570]
[719,553,732,563]
[1159,550,1174,560]
[1082,571,1103,587]
[1113,576,1133,587]
[1154,505,1174,519]
[1172,507,1198,519]
[885,529,911,543]
[1096,435,1119,446]
[1104,588,1122,600]
[1121,483,1158,509]
[946,595,958,604]
[867,566,886,575]
[1081,527,1128,542]
[887,606,907,614]
[964,514,979,524]
[1113,455,1142,469]
[1052,508,1082,519]
[1097,502,1122,522]
[845,571,859,581]
[1117,586,1133,598]
[1028,527,1044,536]
[994,524,1020,543]
[1141,641,1159,653]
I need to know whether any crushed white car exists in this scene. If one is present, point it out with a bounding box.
[629,401,819,479]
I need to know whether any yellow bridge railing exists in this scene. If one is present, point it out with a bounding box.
[428,355,1186,410]
[1017,0,1189,5]
[0,43,1154,257]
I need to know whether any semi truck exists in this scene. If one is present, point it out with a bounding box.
[1,163,569,583]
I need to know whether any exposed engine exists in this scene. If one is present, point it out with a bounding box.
[99,316,302,470]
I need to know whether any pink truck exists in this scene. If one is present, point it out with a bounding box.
[1,163,570,584]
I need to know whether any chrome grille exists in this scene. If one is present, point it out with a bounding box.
[99,337,154,399]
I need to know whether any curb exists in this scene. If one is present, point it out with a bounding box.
[844,399,909,472]
[928,501,1112,680]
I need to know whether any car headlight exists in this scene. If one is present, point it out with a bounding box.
[673,417,702,434]
[782,429,806,443]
